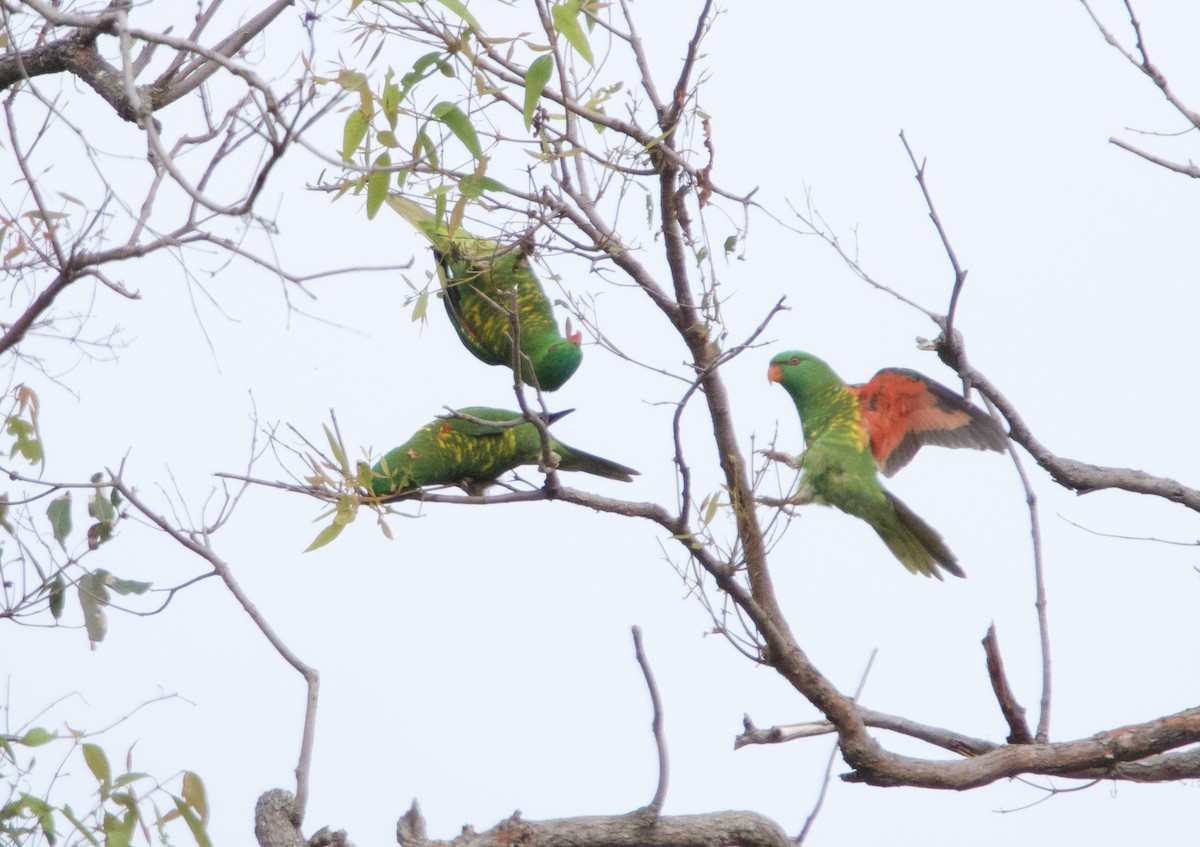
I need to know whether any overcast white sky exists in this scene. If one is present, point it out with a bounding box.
[5,1,1200,845]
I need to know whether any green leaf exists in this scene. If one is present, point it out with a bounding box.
[335,70,368,92]
[702,493,722,526]
[6,415,42,465]
[413,128,439,170]
[47,493,71,548]
[366,152,391,220]
[172,796,213,847]
[551,1,594,66]
[304,522,344,553]
[523,55,554,130]
[112,772,151,788]
[383,75,401,129]
[182,772,208,824]
[18,727,56,747]
[109,578,151,596]
[583,80,622,114]
[60,805,101,847]
[431,102,483,160]
[86,521,112,550]
[341,111,369,162]
[78,572,110,646]
[12,794,55,843]
[323,424,349,476]
[83,743,112,790]
[88,491,115,523]
[401,52,449,98]
[434,0,481,31]
[724,234,738,256]
[333,496,358,527]
[48,574,65,619]
[459,174,510,198]
[411,290,429,323]
[102,810,133,847]
[356,461,376,491]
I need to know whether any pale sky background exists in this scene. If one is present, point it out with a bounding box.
[5,1,1200,845]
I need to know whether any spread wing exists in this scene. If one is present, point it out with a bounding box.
[850,368,1008,477]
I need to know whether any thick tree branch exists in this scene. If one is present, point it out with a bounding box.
[0,10,110,91]
[6,0,296,121]
[396,804,793,847]
[738,705,1200,784]
[982,625,1033,745]
[936,336,1200,512]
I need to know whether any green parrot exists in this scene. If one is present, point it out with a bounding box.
[370,407,637,497]
[767,350,993,579]
[390,196,583,391]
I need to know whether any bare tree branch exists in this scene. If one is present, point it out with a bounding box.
[632,626,669,814]
[983,625,1033,745]
[109,471,320,825]
[395,803,793,847]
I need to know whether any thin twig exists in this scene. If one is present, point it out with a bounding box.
[796,648,877,845]
[899,130,967,336]
[1005,442,1052,743]
[106,471,320,824]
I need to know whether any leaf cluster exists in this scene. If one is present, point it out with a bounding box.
[1,727,209,847]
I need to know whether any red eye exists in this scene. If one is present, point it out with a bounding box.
[789,356,800,365]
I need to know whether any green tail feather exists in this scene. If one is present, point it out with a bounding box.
[553,444,639,482]
[387,195,496,255]
[877,492,965,580]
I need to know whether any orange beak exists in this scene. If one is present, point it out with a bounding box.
[767,363,783,383]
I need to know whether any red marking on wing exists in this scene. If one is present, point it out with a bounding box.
[850,368,1006,476]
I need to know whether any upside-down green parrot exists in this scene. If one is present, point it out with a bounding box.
[390,197,583,391]
[767,351,1006,579]
[370,407,637,497]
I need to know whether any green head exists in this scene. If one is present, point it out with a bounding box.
[527,331,583,391]
[768,350,843,392]
[768,350,848,421]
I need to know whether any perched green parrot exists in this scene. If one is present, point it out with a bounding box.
[390,197,583,391]
[768,351,1005,579]
[370,406,637,497]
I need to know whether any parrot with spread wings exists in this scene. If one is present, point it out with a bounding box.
[768,350,1007,579]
